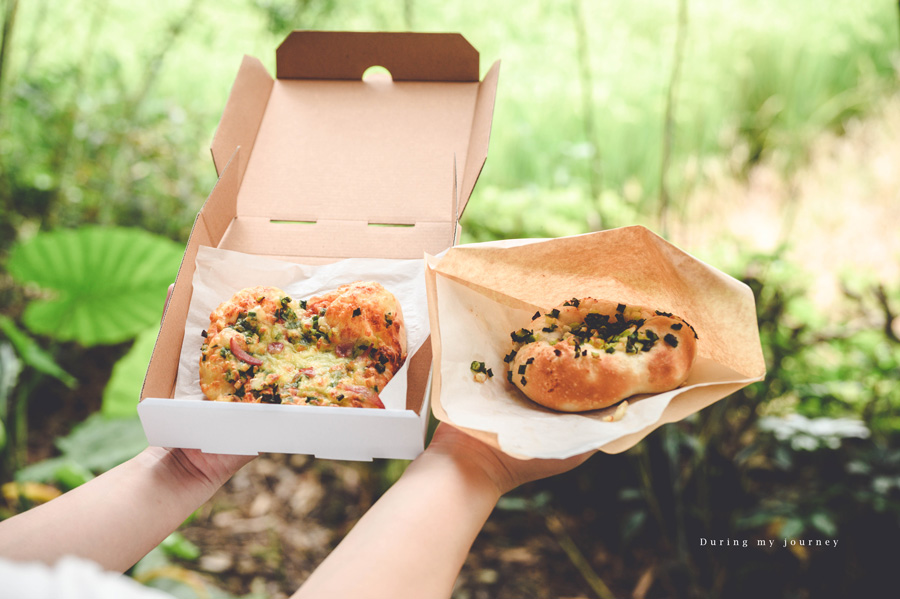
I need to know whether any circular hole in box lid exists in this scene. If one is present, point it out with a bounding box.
[363,65,393,82]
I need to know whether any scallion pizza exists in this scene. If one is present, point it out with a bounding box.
[199,281,406,409]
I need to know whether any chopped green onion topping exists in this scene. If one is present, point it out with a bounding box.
[616,303,626,313]
[670,322,683,330]
[471,361,487,374]
[532,311,541,320]
[511,328,536,343]
[352,308,361,317]
[664,334,678,347]
[548,309,560,319]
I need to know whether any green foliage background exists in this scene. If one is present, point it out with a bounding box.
[1,1,899,598]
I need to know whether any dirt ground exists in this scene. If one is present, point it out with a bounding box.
[176,452,624,599]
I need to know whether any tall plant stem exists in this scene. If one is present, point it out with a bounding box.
[571,0,604,230]
[95,0,201,219]
[0,0,20,131]
[403,0,415,30]
[129,0,202,120]
[545,510,616,599]
[658,0,689,237]
[52,0,107,181]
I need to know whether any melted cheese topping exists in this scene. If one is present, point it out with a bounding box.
[199,284,404,409]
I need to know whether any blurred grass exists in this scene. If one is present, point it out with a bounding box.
[3,0,897,244]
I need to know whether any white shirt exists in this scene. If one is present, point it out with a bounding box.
[0,556,174,599]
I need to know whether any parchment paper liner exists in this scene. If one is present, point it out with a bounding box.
[425,226,766,459]
[173,246,430,411]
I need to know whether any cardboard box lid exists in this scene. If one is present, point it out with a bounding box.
[208,31,500,263]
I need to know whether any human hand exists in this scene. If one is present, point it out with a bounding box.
[425,423,593,496]
[143,284,257,494]
[140,447,257,497]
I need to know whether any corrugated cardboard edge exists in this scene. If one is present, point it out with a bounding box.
[460,61,500,216]
[141,149,243,401]
[210,56,274,178]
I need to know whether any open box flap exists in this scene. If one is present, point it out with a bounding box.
[459,60,500,216]
[210,56,274,179]
[276,31,479,82]
[207,31,499,262]
[141,149,243,401]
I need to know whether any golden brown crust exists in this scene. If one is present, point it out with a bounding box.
[199,282,406,409]
[309,281,407,373]
[506,298,697,412]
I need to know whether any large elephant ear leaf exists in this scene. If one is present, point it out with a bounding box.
[7,227,184,346]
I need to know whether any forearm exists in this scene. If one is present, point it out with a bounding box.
[294,450,502,599]
[0,447,221,572]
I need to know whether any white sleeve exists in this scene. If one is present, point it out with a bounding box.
[0,556,175,599]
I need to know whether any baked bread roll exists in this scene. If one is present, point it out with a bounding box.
[505,298,697,412]
[199,282,406,409]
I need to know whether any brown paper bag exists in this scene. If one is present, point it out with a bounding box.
[425,226,766,458]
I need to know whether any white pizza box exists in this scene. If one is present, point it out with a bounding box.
[137,31,499,460]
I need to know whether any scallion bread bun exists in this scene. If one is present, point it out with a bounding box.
[504,298,697,412]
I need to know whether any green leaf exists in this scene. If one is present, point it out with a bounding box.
[0,341,22,416]
[103,326,160,418]
[161,532,201,561]
[780,517,805,539]
[7,227,183,346]
[53,461,96,490]
[54,413,148,472]
[0,315,77,387]
[14,412,148,484]
[15,456,71,483]
[810,512,837,537]
[15,413,148,482]
[14,457,96,488]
